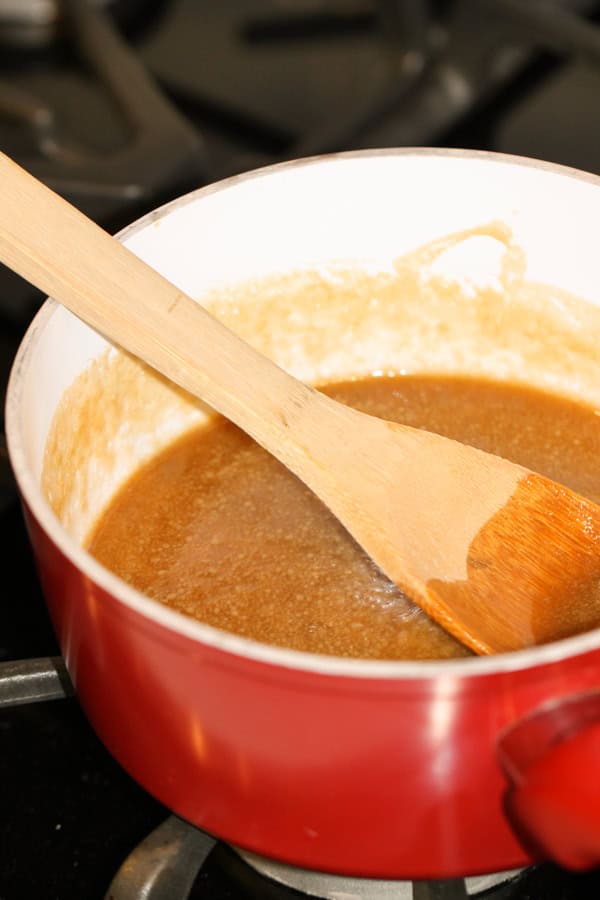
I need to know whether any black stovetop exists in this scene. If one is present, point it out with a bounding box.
[4,1,600,897]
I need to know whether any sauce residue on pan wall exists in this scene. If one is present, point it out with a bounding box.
[41,224,600,659]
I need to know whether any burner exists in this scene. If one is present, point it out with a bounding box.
[104,815,523,900]
[236,847,523,899]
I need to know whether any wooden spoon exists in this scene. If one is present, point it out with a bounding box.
[2,151,600,656]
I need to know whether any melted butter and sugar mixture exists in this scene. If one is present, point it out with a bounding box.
[86,375,600,660]
[42,224,600,661]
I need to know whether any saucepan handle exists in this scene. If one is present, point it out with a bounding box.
[497,689,600,870]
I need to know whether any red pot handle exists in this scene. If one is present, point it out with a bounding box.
[498,690,600,870]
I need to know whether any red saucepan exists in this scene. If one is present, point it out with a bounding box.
[6,148,600,879]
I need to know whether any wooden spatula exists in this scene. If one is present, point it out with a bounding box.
[2,150,600,655]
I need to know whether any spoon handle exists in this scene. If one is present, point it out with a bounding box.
[0,152,335,473]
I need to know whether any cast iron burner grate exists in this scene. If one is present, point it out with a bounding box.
[3,0,600,329]
[0,0,205,224]
[4,0,600,232]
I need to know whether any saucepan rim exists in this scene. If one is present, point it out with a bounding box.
[7,146,600,680]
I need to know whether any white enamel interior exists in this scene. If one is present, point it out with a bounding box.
[7,148,600,678]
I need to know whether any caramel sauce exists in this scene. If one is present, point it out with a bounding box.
[86,375,600,660]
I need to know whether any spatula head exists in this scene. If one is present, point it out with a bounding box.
[423,473,600,654]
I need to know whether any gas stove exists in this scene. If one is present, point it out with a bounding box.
[3,2,600,898]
